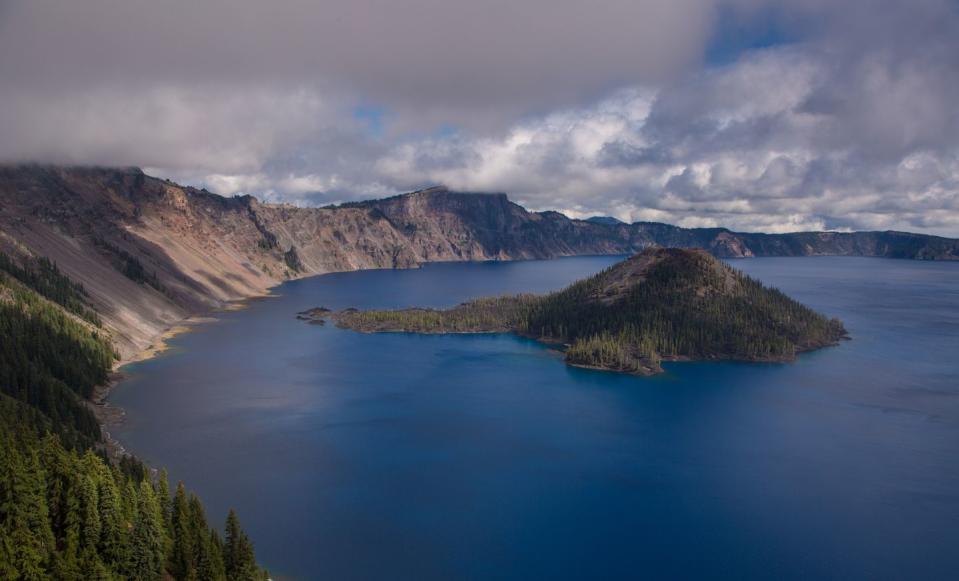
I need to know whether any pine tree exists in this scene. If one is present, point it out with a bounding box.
[207,530,227,581]
[224,509,258,581]
[189,494,214,580]
[127,481,164,581]
[78,456,102,553]
[0,437,53,580]
[170,483,196,581]
[155,469,173,571]
[96,470,125,570]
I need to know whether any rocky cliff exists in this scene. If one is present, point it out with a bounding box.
[1,165,955,358]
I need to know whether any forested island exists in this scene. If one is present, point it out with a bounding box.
[305,248,848,375]
[0,251,268,580]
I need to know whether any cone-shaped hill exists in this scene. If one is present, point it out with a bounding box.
[306,248,848,375]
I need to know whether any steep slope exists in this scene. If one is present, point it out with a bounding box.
[324,248,848,375]
[0,252,268,580]
[0,263,112,449]
[0,166,285,357]
[1,165,954,358]
[525,248,848,371]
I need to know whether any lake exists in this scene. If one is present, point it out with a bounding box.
[110,256,959,580]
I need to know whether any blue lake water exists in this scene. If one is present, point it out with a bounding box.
[110,256,959,580]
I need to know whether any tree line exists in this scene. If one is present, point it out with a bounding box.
[334,295,540,333]
[0,252,100,326]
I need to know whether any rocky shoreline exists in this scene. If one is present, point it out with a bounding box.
[89,301,270,463]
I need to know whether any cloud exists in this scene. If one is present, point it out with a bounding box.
[0,0,957,235]
[373,30,959,235]
[0,84,352,171]
[0,0,713,126]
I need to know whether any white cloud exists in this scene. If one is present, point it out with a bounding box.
[369,32,959,236]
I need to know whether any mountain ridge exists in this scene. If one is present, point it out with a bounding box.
[1,164,955,359]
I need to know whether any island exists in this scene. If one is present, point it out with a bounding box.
[296,306,331,324]
[300,248,849,375]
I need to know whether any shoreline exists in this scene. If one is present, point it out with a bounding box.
[316,314,848,378]
[90,252,852,460]
[90,292,276,462]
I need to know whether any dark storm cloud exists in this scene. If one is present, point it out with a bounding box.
[0,0,715,186]
[0,0,711,114]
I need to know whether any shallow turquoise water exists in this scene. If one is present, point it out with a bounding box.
[110,256,959,580]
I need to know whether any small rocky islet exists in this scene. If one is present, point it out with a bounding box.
[296,307,331,325]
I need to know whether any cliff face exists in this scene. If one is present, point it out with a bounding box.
[1,165,956,358]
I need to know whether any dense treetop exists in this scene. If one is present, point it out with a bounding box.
[0,269,114,449]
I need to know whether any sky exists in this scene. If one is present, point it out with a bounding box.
[1,0,958,235]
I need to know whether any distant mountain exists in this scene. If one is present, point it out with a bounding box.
[0,165,955,357]
[325,248,848,375]
[585,216,625,226]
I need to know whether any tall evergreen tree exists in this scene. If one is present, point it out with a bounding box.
[189,494,215,580]
[127,481,164,581]
[170,482,196,581]
[207,530,227,581]
[0,438,53,580]
[154,469,173,564]
[224,509,259,581]
[96,469,125,570]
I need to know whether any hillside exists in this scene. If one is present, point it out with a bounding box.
[0,252,267,580]
[1,165,953,359]
[321,248,849,375]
